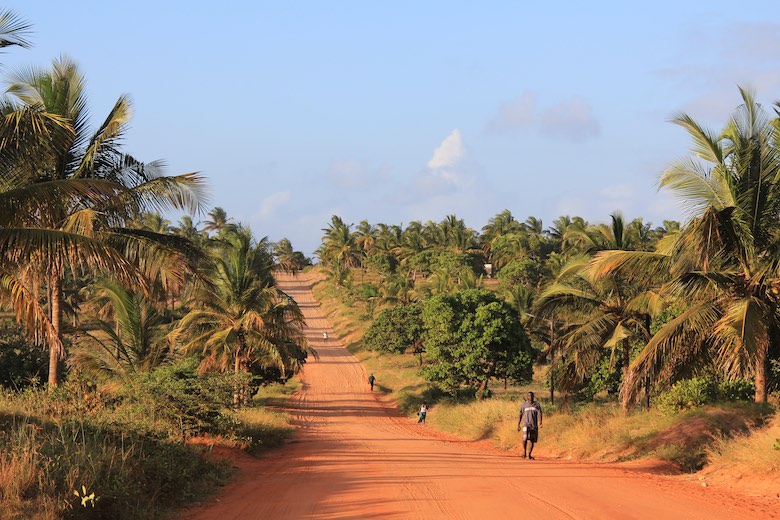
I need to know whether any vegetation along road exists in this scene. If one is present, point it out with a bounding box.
[181,272,776,520]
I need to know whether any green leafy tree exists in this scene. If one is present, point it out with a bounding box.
[363,304,423,358]
[420,289,534,398]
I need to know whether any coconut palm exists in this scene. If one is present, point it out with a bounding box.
[175,230,309,405]
[202,206,233,235]
[0,56,206,386]
[0,8,31,50]
[591,87,780,403]
[70,280,171,381]
[535,257,663,409]
[319,215,362,270]
[481,210,522,257]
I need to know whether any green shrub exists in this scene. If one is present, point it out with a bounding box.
[658,377,717,412]
[0,331,47,390]
[122,359,242,439]
[717,379,755,401]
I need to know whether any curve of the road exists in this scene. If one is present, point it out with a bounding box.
[181,273,776,520]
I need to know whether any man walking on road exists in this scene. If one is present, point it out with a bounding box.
[368,373,376,391]
[518,391,542,460]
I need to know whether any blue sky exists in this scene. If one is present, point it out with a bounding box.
[5,1,780,254]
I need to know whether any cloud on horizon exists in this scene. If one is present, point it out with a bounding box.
[486,92,601,142]
[327,159,391,191]
[254,191,291,221]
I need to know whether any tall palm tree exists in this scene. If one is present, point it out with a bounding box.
[563,212,634,255]
[1,56,206,386]
[175,230,309,405]
[591,87,780,403]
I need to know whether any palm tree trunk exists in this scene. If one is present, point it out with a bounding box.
[233,352,241,407]
[48,268,63,387]
[549,320,555,405]
[621,340,631,412]
[755,347,768,403]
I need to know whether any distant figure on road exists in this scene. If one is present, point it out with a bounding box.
[368,373,376,391]
[518,391,542,460]
[417,402,428,424]
[322,331,328,342]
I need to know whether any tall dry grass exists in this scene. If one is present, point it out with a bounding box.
[706,412,780,474]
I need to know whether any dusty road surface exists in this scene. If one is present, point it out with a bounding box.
[181,273,777,520]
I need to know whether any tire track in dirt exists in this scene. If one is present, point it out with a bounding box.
[179,272,778,520]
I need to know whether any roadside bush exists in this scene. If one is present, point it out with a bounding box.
[659,376,755,412]
[718,379,755,401]
[120,359,241,439]
[0,411,229,520]
[658,377,717,412]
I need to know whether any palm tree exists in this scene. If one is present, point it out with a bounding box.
[0,56,206,386]
[481,210,522,256]
[70,280,170,381]
[173,215,202,241]
[175,230,309,405]
[563,212,635,255]
[273,238,308,273]
[202,206,233,235]
[319,215,362,270]
[0,8,31,50]
[591,87,780,403]
[354,220,377,256]
[535,257,663,409]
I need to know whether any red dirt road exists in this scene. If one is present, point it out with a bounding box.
[181,273,777,520]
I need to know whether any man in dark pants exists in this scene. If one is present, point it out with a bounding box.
[517,391,542,460]
[368,373,376,391]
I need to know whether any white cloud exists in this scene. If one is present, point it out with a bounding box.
[255,191,290,220]
[393,130,471,205]
[427,129,464,173]
[485,92,537,133]
[540,97,601,141]
[486,92,600,142]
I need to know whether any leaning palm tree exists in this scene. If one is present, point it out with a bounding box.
[591,87,780,403]
[0,56,206,386]
[175,230,309,405]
